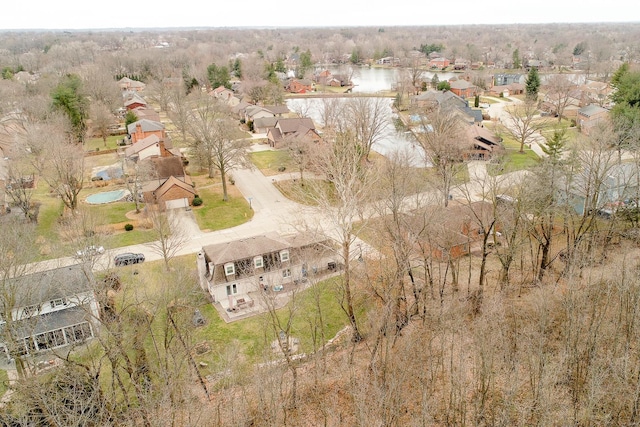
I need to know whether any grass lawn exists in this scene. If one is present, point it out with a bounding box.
[192,275,348,366]
[81,256,349,380]
[249,150,296,176]
[489,136,540,175]
[84,135,125,151]
[192,183,253,232]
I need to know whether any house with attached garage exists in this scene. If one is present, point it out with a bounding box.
[0,264,100,361]
[199,232,337,312]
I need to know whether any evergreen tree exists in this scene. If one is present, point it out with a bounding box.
[525,67,541,101]
[207,63,231,89]
[51,74,89,143]
[512,48,521,69]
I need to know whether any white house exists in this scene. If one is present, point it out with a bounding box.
[0,264,100,360]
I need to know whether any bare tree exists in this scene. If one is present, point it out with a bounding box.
[502,100,547,153]
[414,106,471,207]
[306,130,376,342]
[145,206,190,270]
[0,216,37,379]
[342,97,390,162]
[89,101,115,147]
[23,117,85,212]
[543,74,577,122]
[185,92,250,201]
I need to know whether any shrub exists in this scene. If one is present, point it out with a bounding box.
[124,223,134,231]
[192,197,203,206]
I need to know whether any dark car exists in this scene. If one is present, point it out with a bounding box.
[114,252,145,266]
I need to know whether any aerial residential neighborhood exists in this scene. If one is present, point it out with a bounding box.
[1,20,640,425]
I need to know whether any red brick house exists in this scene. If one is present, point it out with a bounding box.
[127,119,166,144]
[429,57,450,69]
[577,104,610,135]
[449,79,478,98]
[287,78,313,94]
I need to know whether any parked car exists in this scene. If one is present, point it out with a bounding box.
[114,252,145,266]
[75,245,105,258]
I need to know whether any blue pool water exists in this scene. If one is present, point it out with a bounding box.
[86,189,128,204]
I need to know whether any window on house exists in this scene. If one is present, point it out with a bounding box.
[50,298,67,309]
[280,250,290,262]
[283,269,291,278]
[224,263,235,276]
[22,304,40,317]
[226,284,237,295]
[254,256,264,269]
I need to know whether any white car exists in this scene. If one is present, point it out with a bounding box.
[75,245,105,258]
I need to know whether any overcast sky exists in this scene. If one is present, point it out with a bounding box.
[1,0,637,30]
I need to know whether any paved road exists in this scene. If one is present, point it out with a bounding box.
[32,140,530,274]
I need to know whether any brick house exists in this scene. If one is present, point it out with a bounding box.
[124,134,173,162]
[140,156,195,209]
[449,79,478,98]
[577,104,610,135]
[287,78,313,94]
[429,57,450,69]
[410,201,498,261]
[127,119,166,144]
[124,93,147,110]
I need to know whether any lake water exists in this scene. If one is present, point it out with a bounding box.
[324,66,457,94]
[286,97,429,167]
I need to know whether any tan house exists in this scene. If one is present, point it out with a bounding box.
[124,134,172,162]
[199,232,336,311]
[118,77,146,92]
[266,117,319,148]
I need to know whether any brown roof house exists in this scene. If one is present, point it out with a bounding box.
[449,79,478,98]
[464,124,504,160]
[410,201,498,261]
[286,78,313,94]
[124,134,172,162]
[140,156,196,209]
[118,77,146,92]
[199,232,336,316]
[266,117,319,148]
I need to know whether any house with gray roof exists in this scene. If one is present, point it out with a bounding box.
[577,104,610,135]
[0,264,100,360]
[200,233,336,313]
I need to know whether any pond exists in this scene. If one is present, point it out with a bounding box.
[286,97,429,167]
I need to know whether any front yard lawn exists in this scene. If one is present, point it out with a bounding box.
[192,183,253,232]
[249,150,296,176]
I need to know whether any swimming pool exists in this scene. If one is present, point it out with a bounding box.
[86,189,129,204]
